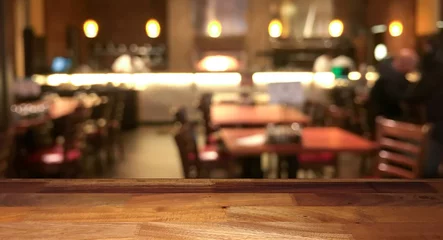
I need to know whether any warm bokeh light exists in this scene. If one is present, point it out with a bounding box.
[348,72,362,81]
[83,19,99,38]
[207,20,222,38]
[365,72,380,82]
[374,44,388,61]
[389,21,403,37]
[329,19,344,38]
[268,19,283,38]
[406,72,421,82]
[145,19,161,38]
[197,55,238,72]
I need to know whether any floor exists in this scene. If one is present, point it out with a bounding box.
[114,126,183,178]
[113,126,365,179]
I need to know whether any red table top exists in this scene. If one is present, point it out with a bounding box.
[211,105,311,127]
[220,127,378,156]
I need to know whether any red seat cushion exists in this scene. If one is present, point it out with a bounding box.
[199,144,219,161]
[299,152,335,164]
[27,145,82,164]
[187,145,220,162]
[207,134,219,144]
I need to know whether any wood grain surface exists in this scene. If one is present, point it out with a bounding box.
[0,179,442,239]
[220,128,378,156]
[211,105,311,127]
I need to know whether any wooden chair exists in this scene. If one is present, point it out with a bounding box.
[293,104,350,178]
[83,95,111,174]
[375,117,431,179]
[198,93,218,144]
[174,106,189,125]
[174,123,231,178]
[0,128,14,178]
[107,91,126,163]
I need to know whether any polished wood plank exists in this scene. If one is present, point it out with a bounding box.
[0,194,131,207]
[211,105,311,127]
[226,206,443,223]
[26,206,227,223]
[220,128,378,156]
[127,193,295,207]
[0,222,140,240]
[0,180,442,239]
[293,193,443,206]
[139,222,352,239]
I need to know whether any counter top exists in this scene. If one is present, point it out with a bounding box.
[0,179,442,239]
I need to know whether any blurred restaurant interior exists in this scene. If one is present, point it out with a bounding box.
[0,0,442,179]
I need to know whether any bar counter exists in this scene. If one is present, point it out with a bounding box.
[1,179,442,239]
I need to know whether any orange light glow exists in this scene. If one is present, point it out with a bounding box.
[329,19,344,38]
[389,21,403,37]
[268,19,283,38]
[198,55,238,72]
[83,19,99,38]
[207,20,222,38]
[145,19,161,38]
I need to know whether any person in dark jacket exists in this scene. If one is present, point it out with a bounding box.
[406,34,443,178]
[367,49,419,134]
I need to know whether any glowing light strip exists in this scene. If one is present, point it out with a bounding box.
[313,72,336,89]
[252,72,314,85]
[194,73,241,86]
[33,71,380,90]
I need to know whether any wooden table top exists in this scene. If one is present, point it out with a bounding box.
[220,127,378,156]
[211,104,311,127]
[0,179,442,239]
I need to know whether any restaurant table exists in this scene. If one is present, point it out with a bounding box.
[0,179,442,239]
[211,104,311,127]
[220,127,378,156]
[14,97,99,131]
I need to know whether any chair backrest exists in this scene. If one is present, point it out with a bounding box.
[198,93,213,139]
[91,96,112,121]
[174,124,200,178]
[110,91,126,126]
[174,106,189,125]
[0,129,14,177]
[375,117,431,179]
[62,106,91,152]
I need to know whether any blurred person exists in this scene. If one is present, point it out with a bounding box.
[331,54,356,72]
[406,33,443,178]
[331,44,357,72]
[367,49,419,134]
[313,50,334,72]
